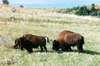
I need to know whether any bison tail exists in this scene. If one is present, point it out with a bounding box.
[45,36,49,43]
[82,37,85,44]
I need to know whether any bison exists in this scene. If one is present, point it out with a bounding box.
[52,30,84,53]
[13,34,49,53]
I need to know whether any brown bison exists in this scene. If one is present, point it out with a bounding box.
[52,30,84,53]
[13,34,49,53]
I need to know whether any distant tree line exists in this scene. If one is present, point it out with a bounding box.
[60,4,100,18]
[75,4,100,17]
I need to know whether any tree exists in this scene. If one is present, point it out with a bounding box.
[97,10,100,18]
[2,0,9,5]
[66,8,72,13]
[83,5,88,15]
[75,6,84,15]
[91,9,97,16]
[90,4,97,16]
[20,5,24,8]
[91,3,95,10]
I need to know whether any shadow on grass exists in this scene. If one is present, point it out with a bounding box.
[72,49,100,55]
[83,50,100,55]
[45,49,100,55]
[31,50,63,53]
[14,48,100,55]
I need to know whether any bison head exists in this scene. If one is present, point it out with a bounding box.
[18,37,27,46]
[13,37,27,49]
[52,40,60,51]
[13,38,20,49]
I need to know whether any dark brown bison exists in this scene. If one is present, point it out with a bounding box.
[13,34,49,53]
[52,30,84,53]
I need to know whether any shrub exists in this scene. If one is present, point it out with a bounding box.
[72,6,79,10]
[75,6,84,15]
[97,11,100,18]
[91,3,95,11]
[97,11,100,16]
[65,8,72,13]
[20,5,24,8]
[2,0,9,5]
[87,8,92,15]
[90,10,97,16]
[91,12,97,16]
[83,5,88,15]
[98,15,100,18]
[75,11,82,15]
[57,11,61,13]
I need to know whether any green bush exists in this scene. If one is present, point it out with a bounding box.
[91,12,97,16]
[75,6,84,15]
[64,8,72,13]
[83,5,88,15]
[72,6,79,10]
[2,0,9,5]
[90,10,97,16]
[57,11,61,13]
[98,15,100,18]
[91,3,95,11]
[75,11,82,15]
[20,5,24,8]
[97,11,100,18]
[97,11,100,16]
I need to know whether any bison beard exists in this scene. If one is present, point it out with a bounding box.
[52,30,84,53]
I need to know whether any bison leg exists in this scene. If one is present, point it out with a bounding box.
[43,46,47,52]
[21,46,23,50]
[62,44,72,52]
[61,44,67,52]
[67,46,72,52]
[77,44,83,53]
[27,48,32,53]
[40,46,43,52]
[64,46,72,52]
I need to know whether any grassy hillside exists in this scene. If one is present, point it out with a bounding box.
[0,4,100,66]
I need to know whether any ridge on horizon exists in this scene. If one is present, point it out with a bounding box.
[1,4,100,9]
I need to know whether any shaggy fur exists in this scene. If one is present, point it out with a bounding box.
[13,34,49,53]
[52,30,84,53]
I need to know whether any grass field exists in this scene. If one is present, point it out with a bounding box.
[0,4,100,66]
